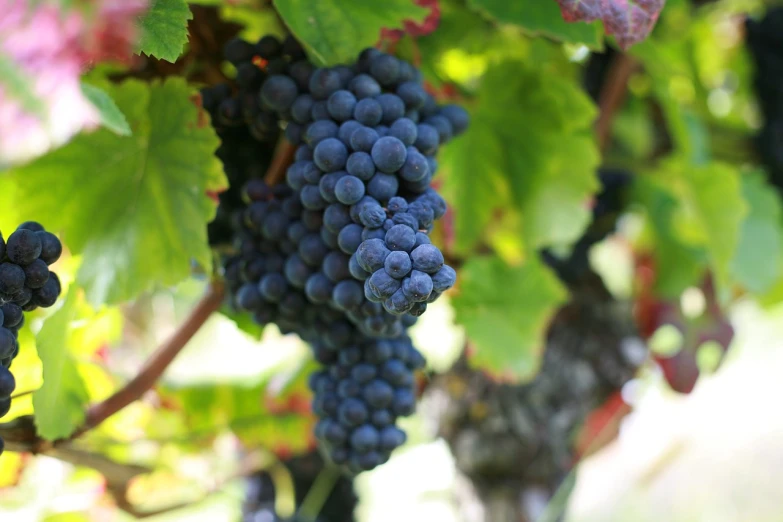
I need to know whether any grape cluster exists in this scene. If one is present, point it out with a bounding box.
[747,8,783,190]
[309,335,424,473]
[0,221,63,455]
[207,34,467,472]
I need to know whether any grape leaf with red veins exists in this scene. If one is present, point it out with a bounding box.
[555,0,665,49]
[380,0,441,43]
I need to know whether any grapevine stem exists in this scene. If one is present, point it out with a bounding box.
[264,137,297,186]
[78,281,226,434]
[595,53,637,153]
[296,465,341,522]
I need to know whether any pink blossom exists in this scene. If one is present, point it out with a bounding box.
[0,0,148,167]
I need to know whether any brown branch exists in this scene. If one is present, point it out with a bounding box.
[595,53,638,153]
[78,281,226,435]
[264,137,297,186]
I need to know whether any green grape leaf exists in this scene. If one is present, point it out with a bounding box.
[273,0,429,66]
[441,61,600,255]
[453,256,568,380]
[172,380,314,453]
[135,0,193,62]
[80,83,131,136]
[467,0,603,48]
[730,171,783,294]
[666,160,747,292]
[32,291,89,440]
[635,159,747,295]
[633,175,707,297]
[5,78,225,306]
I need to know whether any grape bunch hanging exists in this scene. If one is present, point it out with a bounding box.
[0,222,63,454]
[202,34,468,474]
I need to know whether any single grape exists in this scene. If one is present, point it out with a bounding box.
[7,229,42,265]
[236,284,262,311]
[305,273,334,304]
[440,104,470,135]
[366,173,399,202]
[0,366,15,397]
[349,254,371,281]
[369,270,401,299]
[260,75,298,112]
[338,223,364,254]
[324,203,352,233]
[372,409,394,428]
[291,94,315,123]
[414,123,439,155]
[384,288,412,315]
[410,244,444,273]
[17,221,45,232]
[350,127,379,153]
[311,100,330,120]
[327,90,358,122]
[359,202,386,228]
[349,73,382,99]
[346,152,376,180]
[350,424,380,452]
[284,254,312,288]
[318,170,348,203]
[309,68,342,100]
[364,379,394,409]
[338,120,363,144]
[333,280,364,311]
[356,238,390,273]
[377,94,406,124]
[401,270,433,302]
[389,118,418,146]
[396,82,427,109]
[337,398,369,426]
[0,263,25,296]
[323,251,351,282]
[0,304,22,329]
[22,259,49,289]
[399,150,430,182]
[425,115,454,143]
[371,136,407,173]
[314,138,348,172]
[354,98,383,126]
[385,225,416,252]
[298,233,329,266]
[223,38,256,65]
[379,426,407,451]
[334,175,366,205]
[304,119,339,146]
[337,378,362,399]
[256,34,281,58]
[392,389,416,416]
[384,251,412,279]
[300,184,326,210]
[259,273,287,302]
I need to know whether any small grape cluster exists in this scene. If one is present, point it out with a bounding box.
[747,8,783,190]
[0,222,62,311]
[206,34,468,473]
[0,221,63,454]
[309,335,424,473]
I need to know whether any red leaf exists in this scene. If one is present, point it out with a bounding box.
[379,0,441,44]
[555,0,666,49]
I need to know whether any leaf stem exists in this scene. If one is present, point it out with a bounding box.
[264,137,297,186]
[77,280,225,435]
[596,53,637,153]
[296,465,341,522]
